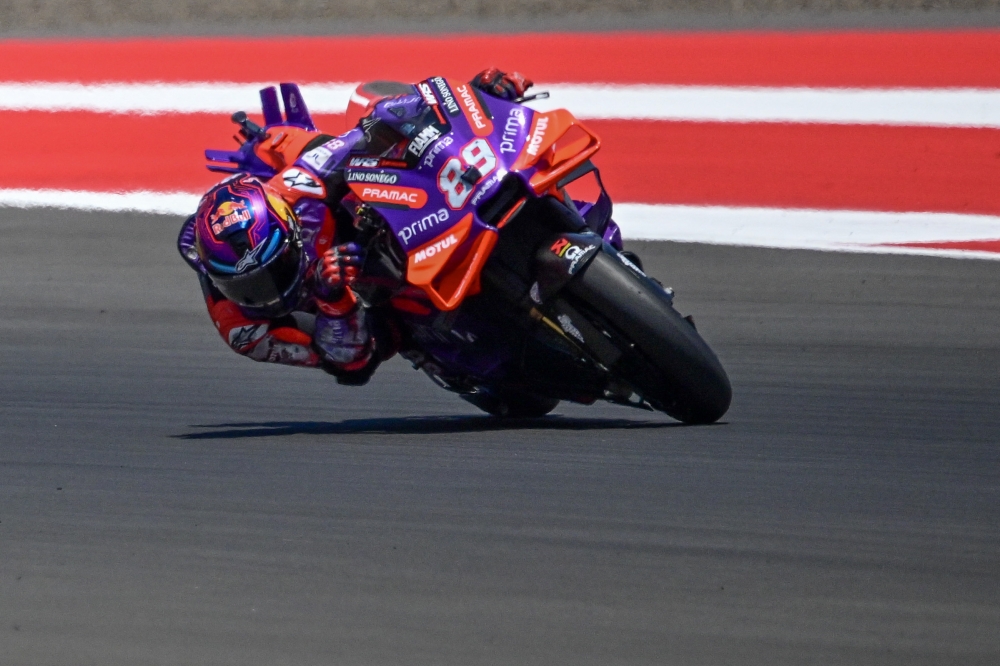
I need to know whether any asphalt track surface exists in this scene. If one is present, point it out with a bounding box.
[0,206,997,665]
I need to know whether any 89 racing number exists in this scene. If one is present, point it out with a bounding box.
[437,138,498,210]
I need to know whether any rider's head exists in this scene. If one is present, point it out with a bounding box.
[194,175,305,317]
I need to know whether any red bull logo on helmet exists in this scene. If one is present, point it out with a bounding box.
[209,200,252,236]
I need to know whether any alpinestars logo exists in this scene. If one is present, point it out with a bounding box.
[235,242,265,272]
[281,168,324,196]
[413,234,457,264]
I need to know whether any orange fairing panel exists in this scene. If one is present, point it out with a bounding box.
[512,109,601,194]
[406,213,498,311]
[253,125,322,171]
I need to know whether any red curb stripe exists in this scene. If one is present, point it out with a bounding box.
[3,110,999,215]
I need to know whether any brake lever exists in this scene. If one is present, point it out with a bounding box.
[513,91,550,104]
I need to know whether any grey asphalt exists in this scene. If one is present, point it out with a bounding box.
[0,207,998,665]
[3,6,1000,37]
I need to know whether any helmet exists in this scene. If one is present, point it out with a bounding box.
[194,175,305,317]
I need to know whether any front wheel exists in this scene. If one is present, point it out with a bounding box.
[567,250,732,424]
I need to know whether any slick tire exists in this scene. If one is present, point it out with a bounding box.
[567,250,732,424]
[461,390,560,418]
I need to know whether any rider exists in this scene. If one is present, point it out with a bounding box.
[177,69,533,385]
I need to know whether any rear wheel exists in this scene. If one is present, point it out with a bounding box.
[567,251,731,424]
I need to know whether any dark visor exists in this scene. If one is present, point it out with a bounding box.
[211,240,303,310]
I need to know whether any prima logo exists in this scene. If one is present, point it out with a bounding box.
[500,109,524,154]
[422,135,454,168]
[398,208,450,246]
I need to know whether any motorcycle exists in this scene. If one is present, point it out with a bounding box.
[206,79,731,424]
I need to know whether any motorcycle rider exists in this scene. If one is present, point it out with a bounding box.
[177,69,534,385]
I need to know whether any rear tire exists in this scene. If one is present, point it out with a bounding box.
[567,251,732,424]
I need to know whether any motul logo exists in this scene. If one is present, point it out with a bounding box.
[413,234,457,264]
[527,116,549,156]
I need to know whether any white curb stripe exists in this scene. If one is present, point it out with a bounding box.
[2,82,1000,127]
[1,188,998,259]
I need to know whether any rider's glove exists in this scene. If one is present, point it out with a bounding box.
[472,68,534,101]
[315,243,363,299]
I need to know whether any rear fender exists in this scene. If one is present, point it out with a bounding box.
[531,232,603,304]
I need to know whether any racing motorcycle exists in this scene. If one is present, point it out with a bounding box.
[207,79,731,424]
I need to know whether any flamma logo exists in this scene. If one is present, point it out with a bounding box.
[349,183,428,209]
[454,83,493,137]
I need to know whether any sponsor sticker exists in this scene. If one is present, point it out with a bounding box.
[301,138,346,171]
[422,135,454,168]
[349,183,428,209]
[551,238,596,273]
[431,77,461,116]
[348,156,381,168]
[413,233,458,264]
[470,172,502,208]
[417,82,438,108]
[235,242,265,272]
[228,323,267,350]
[397,208,450,247]
[345,170,399,185]
[526,115,549,157]
[408,125,442,158]
[281,167,325,196]
[209,200,252,237]
[454,83,494,137]
[500,108,525,154]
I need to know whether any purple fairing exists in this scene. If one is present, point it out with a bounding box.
[355,85,538,254]
[603,220,623,250]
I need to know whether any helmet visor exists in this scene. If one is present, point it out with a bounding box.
[211,239,303,310]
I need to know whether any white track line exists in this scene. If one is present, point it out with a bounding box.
[2,82,1000,127]
[1,188,998,259]
[615,204,1000,260]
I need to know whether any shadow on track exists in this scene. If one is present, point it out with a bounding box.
[175,415,689,440]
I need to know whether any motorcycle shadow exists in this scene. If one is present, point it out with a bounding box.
[176,415,688,440]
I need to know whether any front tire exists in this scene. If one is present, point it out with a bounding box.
[567,250,731,424]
